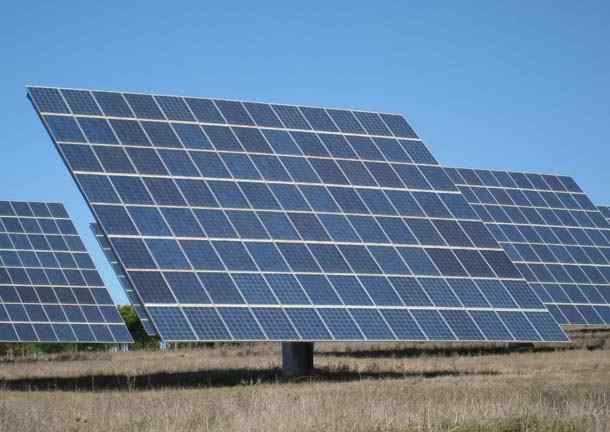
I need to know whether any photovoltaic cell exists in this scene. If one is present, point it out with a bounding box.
[28,86,567,342]
[448,167,610,326]
[0,201,132,342]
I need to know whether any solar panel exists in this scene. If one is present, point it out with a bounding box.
[0,200,133,342]
[28,86,567,343]
[91,223,157,335]
[446,168,610,326]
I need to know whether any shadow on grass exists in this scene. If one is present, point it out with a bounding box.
[317,343,558,359]
[0,366,499,392]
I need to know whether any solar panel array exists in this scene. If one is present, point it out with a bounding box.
[0,200,132,342]
[28,86,567,343]
[91,223,157,335]
[447,168,610,326]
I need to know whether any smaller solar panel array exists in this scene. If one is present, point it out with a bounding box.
[0,201,132,342]
[447,168,610,326]
[91,223,157,336]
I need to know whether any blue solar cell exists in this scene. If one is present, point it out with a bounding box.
[124,93,165,119]
[381,309,426,340]
[199,273,244,304]
[400,140,437,164]
[154,96,195,121]
[93,92,134,118]
[257,211,300,240]
[62,89,102,115]
[141,121,182,148]
[173,123,212,149]
[285,308,332,340]
[441,310,485,340]
[350,308,395,340]
[218,307,266,340]
[183,307,231,340]
[271,104,311,130]
[470,311,513,341]
[359,276,402,305]
[296,274,342,305]
[233,127,273,153]
[418,278,461,307]
[243,102,283,128]
[179,240,223,270]
[379,113,418,138]
[265,274,310,304]
[327,109,365,134]
[410,309,455,341]
[148,307,195,340]
[232,274,277,304]
[184,98,225,123]
[318,308,364,340]
[215,100,254,125]
[45,115,86,142]
[28,87,70,113]
[353,112,392,136]
[110,119,151,146]
[252,308,299,340]
[299,107,339,132]
[497,311,541,341]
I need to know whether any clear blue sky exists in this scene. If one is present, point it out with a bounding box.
[2,2,609,303]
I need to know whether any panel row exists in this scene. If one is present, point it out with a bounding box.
[0,302,123,324]
[1,266,104,287]
[30,87,419,138]
[0,284,113,305]
[532,282,610,306]
[545,303,610,325]
[1,218,78,237]
[459,185,596,212]
[0,321,132,343]
[146,306,566,342]
[500,240,610,265]
[44,116,432,166]
[98,209,495,250]
[59,142,447,190]
[0,201,69,218]
[113,237,523,278]
[469,201,605,230]
[78,175,473,221]
[447,168,582,193]
[0,250,95,270]
[487,221,610,249]
[123,270,543,310]
[0,232,86,252]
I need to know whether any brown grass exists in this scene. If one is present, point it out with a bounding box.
[0,333,609,431]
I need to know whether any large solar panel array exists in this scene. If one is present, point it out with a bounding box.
[0,200,133,342]
[28,86,567,343]
[447,168,610,326]
[91,223,157,335]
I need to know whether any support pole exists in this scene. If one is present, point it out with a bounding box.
[282,342,314,376]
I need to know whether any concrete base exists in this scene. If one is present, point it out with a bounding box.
[282,342,314,376]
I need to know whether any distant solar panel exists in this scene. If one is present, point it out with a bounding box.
[447,168,610,326]
[91,223,157,336]
[598,206,610,221]
[0,200,132,342]
[28,86,567,343]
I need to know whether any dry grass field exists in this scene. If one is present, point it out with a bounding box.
[0,330,609,432]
